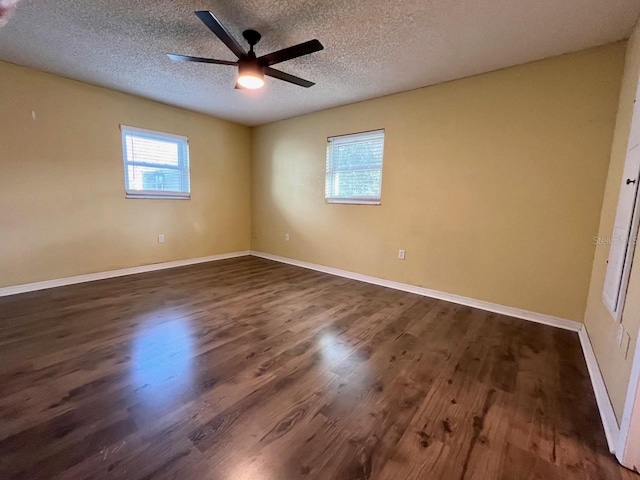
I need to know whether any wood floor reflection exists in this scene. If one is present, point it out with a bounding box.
[0,256,635,479]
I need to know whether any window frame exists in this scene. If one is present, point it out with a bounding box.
[120,125,191,200]
[325,129,385,206]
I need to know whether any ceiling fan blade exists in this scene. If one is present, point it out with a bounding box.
[194,11,246,59]
[167,54,237,66]
[258,39,324,66]
[265,67,315,88]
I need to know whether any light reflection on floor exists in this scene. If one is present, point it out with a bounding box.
[226,458,274,480]
[130,312,195,408]
[319,332,349,360]
[318,331,358,367]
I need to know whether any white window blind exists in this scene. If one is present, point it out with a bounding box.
[325,129,385,205]
[121,125,190,199]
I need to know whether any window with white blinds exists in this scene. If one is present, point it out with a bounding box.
[121,126,190,199]
[325,129,385,205]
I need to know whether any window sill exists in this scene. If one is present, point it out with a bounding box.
[125,191,190,200]
[325,198,381,205]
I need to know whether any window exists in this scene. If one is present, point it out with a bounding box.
[325,129,385,205]
[121,125,190,199]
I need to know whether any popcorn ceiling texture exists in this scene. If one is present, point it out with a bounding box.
[0,0,638,126]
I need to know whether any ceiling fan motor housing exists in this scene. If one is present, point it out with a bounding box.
[239,56,264,76]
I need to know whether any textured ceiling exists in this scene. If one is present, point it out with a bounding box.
[1,0,639,126]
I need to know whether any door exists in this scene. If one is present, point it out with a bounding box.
[603,145,640,319]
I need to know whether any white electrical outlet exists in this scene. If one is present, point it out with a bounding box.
[617,323,624,348]
[158,234,165,243]
[285,233,290,241]
[398,249,406,260]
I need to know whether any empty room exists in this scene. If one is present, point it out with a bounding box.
[3,0,640,478]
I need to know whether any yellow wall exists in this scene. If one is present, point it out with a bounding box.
[0,61,251,287]
[251,43,626,323]
[0,38,636,421]
[584,21,640,421]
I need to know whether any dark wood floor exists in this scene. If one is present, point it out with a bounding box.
[0,256,635,479]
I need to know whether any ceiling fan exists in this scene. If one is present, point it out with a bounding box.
[168,11,324,90]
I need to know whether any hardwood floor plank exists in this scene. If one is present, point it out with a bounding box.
[0,257,635,479]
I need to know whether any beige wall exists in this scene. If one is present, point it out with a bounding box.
[0,37,636,423]
[0,61,251,287]
[251,43,626,323]
[585,21,640,421]
[2,40,636,420]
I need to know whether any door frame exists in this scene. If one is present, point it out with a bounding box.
[617,331,640,471]
[614,64,640,472]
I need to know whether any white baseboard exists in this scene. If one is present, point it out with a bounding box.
[0,251,251,297]
[250,251,582,332]
[579,326,620,453]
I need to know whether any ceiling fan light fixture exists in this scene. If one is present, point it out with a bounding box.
[237,60,265,89]
[237,72,264,89]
